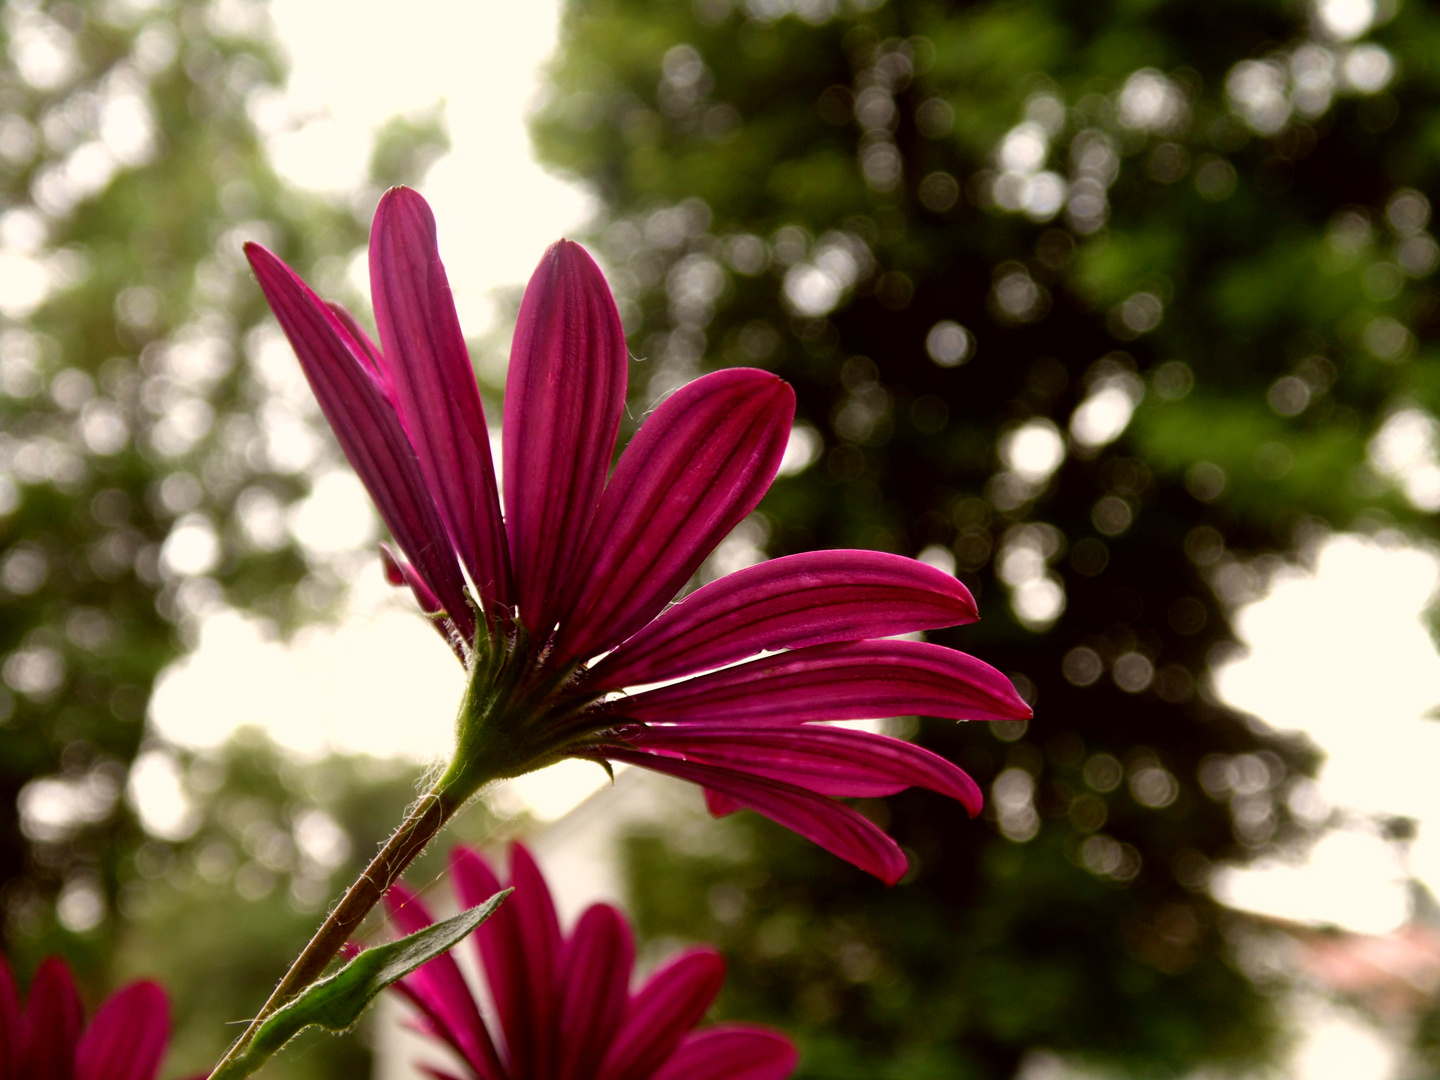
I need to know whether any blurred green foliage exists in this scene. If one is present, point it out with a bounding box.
[0,0,444,1070]
[533,0,1440,1075]
[116,732,421,1080]
[111,730,499,1080]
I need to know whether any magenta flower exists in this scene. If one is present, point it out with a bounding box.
[244,187,1030,885]
[384,843,797,1080]
[0,955,173,1080]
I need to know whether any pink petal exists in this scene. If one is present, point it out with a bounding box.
[650,1026,798,1080]
[368,187,512,613]
[398,999,445,1038]
[74,982,168,1080]
[380,544,466,660]
[504,240,628,639]
[593,550,978,689]
[615,640,1032,728]
[325,301,384,374]
[605,750,908,884]
[450,844,562,1078]
[245,242,476,645]
[556,904,634,1080]
[597,948,725,1080]
[385,885,504,1080]
[0,956,21,1080]
[627,724,984,815]
[23,957,83,1080]
[555,368,794,664]
[704,789,741,817]
[380,544,442,614]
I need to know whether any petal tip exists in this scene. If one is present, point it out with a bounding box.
[881,854,909,886]
[376,184,436,232]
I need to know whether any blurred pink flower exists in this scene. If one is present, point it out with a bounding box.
[244,187,1030,884]
[0,955,174,1080]
[385,844,796,1080]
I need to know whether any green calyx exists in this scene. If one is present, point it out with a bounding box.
[434,620,611,807]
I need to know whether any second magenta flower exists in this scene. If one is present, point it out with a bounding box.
[384,844,796,1080]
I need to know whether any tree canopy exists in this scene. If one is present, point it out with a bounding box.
[532,0,1440,1074]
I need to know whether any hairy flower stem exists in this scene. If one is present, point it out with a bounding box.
[207,780,461,1078]
[206,621,609,1078]
[207,623,538,1079]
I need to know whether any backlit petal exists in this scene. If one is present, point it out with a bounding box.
[593,549,978,689]
[245,242,476,645]
[451,844,562,1078]
[385,885,503,1080]
[605,749,908,883]
[379,543,442,614]
[650,1026,798,1080]
[615,640,1032,727]
[0,956,21,1080]
[379,544,466,660]
[74,983,168,1080]
[628,723,984,815]
[597,949,725,1080]
[24,958,83,1080]
[369,187,511,612]
[326,301,384,375]
[704,788,741,817]
[557,368,793,663]
[505,241,627,639]
[556,904,634,1080]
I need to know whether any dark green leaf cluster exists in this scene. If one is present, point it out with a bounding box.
[535,0,1440,1073]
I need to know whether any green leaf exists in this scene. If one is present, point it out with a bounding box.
[211,889,510,1080]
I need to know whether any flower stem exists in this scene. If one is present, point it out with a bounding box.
[207,782,459,1078]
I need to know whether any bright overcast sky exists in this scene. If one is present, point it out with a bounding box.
[148,0,602,818]
[264,0,592,333]
[144,0,1440,968]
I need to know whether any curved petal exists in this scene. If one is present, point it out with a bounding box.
[380,544,466,660]
[0,956,21,1080]
[505,240,628,639]
[627,724,983,815]
[615,640,1032,728]
[369,187,511,612]
[325,301,384,374]
[650,1026,798,1080]
[593,550,978,690]
[450,844,562,1078]
[245,242,476,645]
[556,368,794,663]
[557,904,634,1080]
[74,982,168,1080]
[380,543,442,614]
[605,749,908,884]
[391,985,472,1076]
[385,885,503,1080]
[598,948,725,1080]
[705,788,741,817]
[23,957,83,1080]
